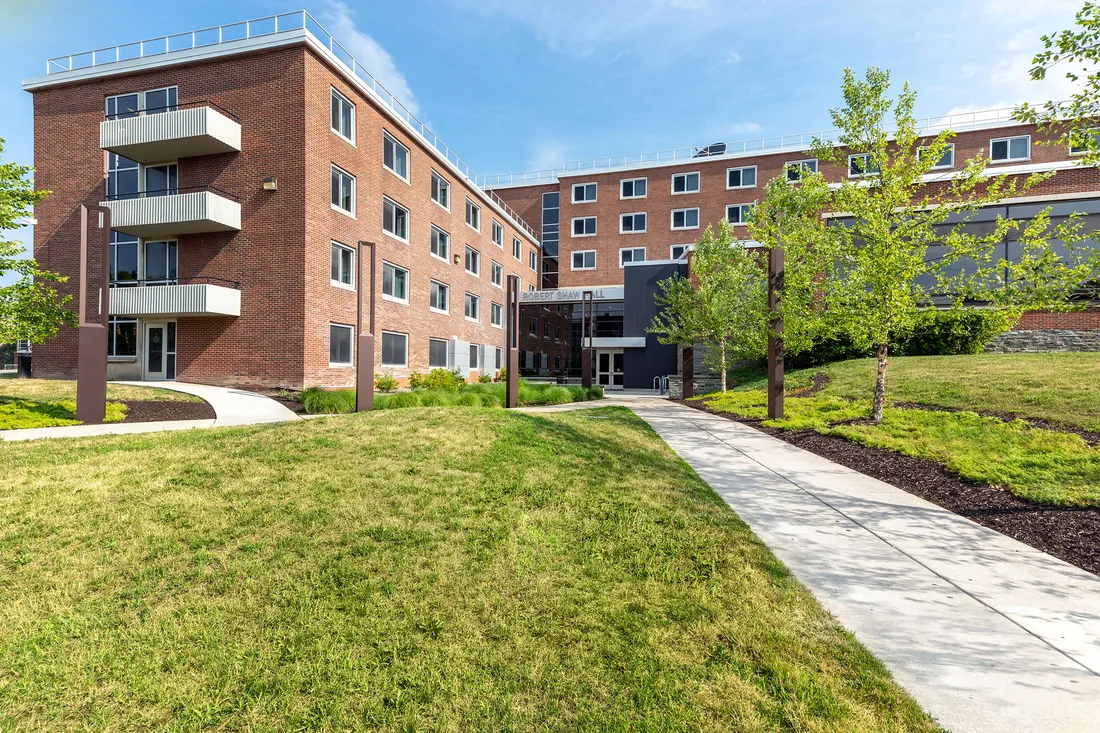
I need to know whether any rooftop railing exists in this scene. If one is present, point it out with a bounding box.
[46,10,540,242]
[484,106,1022,187]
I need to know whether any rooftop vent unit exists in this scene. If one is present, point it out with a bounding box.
[694,142,727,157]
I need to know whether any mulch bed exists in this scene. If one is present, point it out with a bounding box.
[682,398,1100,577]
[121,400,216,423]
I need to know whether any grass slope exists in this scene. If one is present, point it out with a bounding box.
[0,408,934,731]
[0,379,204,430]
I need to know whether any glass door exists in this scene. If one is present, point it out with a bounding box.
[143,321,177,380]
[611,352,624,388]
[597,351,611,387]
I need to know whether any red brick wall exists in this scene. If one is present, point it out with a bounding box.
[1015,308,1100,330]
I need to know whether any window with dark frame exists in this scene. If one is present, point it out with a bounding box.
[329,323,353,365]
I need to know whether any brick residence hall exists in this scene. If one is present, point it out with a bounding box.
[22,11,1100,391]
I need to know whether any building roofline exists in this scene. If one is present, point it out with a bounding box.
[22,10,542,247]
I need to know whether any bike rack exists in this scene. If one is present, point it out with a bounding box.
[653,375,669,395]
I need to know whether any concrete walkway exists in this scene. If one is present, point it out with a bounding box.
[1,381,299,442]
[622,396,1100,733]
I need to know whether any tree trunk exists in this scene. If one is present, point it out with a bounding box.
[720,340,728,394]
[872,342,889,423]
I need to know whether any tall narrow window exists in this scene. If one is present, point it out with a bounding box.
[109,232,139,286]
[465,245,481,276]
[330,241,355,288]
[491,302,503,327]
[382,196,409,241]
[465,292,480,321]
[331,88,354,142]
[431,170,450,209]
[466,198,481,230]
[512,237,522,260]
[382,261,409,302]
[329,324,353,365]
[331,165,355,215]
[529,250,537,271]
[383,132,409,180]
[429,338,449,368]
[491,260,503,287]
[106,154,140,200]
[492,221,504,246]
[430,280,449,313]
[143,240,177,285]
[144,163,178,197]
[430,226,450,260]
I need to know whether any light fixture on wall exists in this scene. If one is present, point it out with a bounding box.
[262,177,278,191]
[453,254,460,265]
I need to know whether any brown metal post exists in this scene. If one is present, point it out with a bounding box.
[505,275,520,408]
[767,244,785,419]
[76,205,111,424]
[356,241,376,412]
[580,290,593,388]
[682,346,694,399]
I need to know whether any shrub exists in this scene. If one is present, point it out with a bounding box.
[301,387,356,414]
[587,385,604,400]
[568,385,588,402]
[407,371,424,389]
[374,372,399,392]
[421,368,465,392]
[478,374,493,384]
[498,368,507,383]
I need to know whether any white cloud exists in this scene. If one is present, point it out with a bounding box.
[727,122,762,135]
[318,0,419,116]
[527,141,573,171]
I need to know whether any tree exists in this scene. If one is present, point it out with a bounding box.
[0,139,73,345]
[809,67,1094,422]
[648,219,768,393]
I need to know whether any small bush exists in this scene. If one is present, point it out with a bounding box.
[478,374,493,384]
[374,372,398,392]
[455,392,482,407]
[568,385,588,402]
[421,368,465,392]
[498,368,507,383]
[417,390,450,407]
[587,385,605,400]
[301,387,356,414]
[407,371,424,389]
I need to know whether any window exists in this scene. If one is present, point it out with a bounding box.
[430,226,450,261]
[919,144,955,169]
[544,321,551,338]
[382,197,409,241]
[572,182,597,203]
[331,88,354,143]
[470,344,480,370]
[528,317,538,336]
[671,244,694,259]
[1070,130,1100,155]
[848,153,880,177]
[671,207,700,230]
[381,331,408,367]
[143,240,177,285]
[785,159,818,182]
[144,163,178,197]
[571,250,596,270]
[105,93,139,119]
[991,135,1030,162]
[383,132,409,181]
[512,237,522,260]
[620,247,646,267]
[491,220,504,247]
[466,198,480,230]
[726,203,754,225]
[429,338,450,368]
[465,245,481,276]
[382,261,408,303]
[143,86,177,115]
[331,165,355,215]
[491,260,503,287]
[106,86,177,118]
[572,216,597,237]
[331,241,355,288]
[430,170,451,210]
[672,172,700,194]
[621,177,647,199]
[465,292,480,321]
[727,165,757,189]
[109,232,138,285]
[106,154,139,200]
[329,323,353,366]
[620,212,646,233]
[107,317,138,357]
[495,348,502,370]
[491,302,503,327]
[429,280,449,313]
[529,250,537,271]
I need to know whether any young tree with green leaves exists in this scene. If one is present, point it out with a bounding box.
[0,139,74,345]
[810,67,1095,422]
[648,219,768,393]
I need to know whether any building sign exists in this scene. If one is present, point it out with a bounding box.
[519,286,625,304]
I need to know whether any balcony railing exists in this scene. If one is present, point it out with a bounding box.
[102,185,241,237]
[104,99,239,121]
[108,278,241,318]
[104,184,239,202]
[45,10,540,243]
[101,102,242,163]
[110,276,241,288]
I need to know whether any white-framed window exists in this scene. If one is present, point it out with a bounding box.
[429,280,449,314]
[428,338,449,368]
[571,250,596,270]
[621,177,647,199]
[330,241,355,289]
[383,131,409,181]
[330,88,355,143]
[529,250,537,271]
[381,331,408,367]
[329,323,353,366]
[727,165,757,189]
[491,301,503,328]
[672,172,701,194]
[466,198,481,231]
[671,244,694,259]
[492,220,504,247]
[620,246,646,267]
[991,135,1030,162]
[331,164,355,216]
[105,86,178,119]
[144,163,178,196]
[465,292,480,321]
[572,216,597,237]
[470,343,480,370]
[785,159,818,182]
[495,347,503,370]
[430,225,450,261]
[671,207,700,230]
[382,261,409,303]
[465,245,481,276]
[528,284,535,292]
[847,153,880,177]
[491,260,503,287]
[726,203,754,225]
[1070,129,1100,155]
[919,144,955,169]
[528,316,538,336]
[512,237,522,260]
[572,182,597,203]
[620,212,647,233]
[382,196,409,241]
[431,170,450,210]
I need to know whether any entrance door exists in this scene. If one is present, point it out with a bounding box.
[596,350,624,389]
[143,322,177,381]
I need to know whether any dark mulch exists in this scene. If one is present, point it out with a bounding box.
[121,400,216,423]
[253,389,307,415]
[683,399,1100,577]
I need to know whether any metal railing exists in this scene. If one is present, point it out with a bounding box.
[484,106,1023,187]
[105,99,240,121]
[110,276,241,289]
[104,184,240,202]
[46,10,540,242]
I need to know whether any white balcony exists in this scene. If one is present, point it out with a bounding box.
[100,105,241,163]
[102,188,241,237]
[109,282,241,317]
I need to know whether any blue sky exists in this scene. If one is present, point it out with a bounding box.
[0,0,1086,276]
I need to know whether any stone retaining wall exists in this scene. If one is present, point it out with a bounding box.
[984,329,1100,353]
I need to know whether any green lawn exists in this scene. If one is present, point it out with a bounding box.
[0,408,934,731]
[0,379,202,430]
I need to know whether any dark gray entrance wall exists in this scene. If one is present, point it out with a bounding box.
[623,260,687,389]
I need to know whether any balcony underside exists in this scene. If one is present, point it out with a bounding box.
[102,191,241,237]
[100,106,241,163]
[109,283,241,317]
